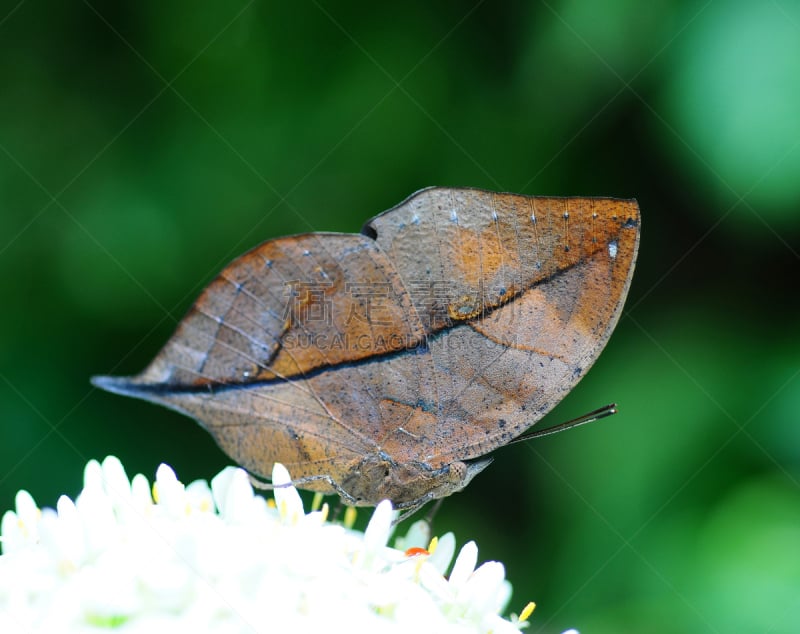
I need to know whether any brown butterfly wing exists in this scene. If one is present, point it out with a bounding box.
[93,233,434,491]
[127,233,427,387]
[93,187,639,492]
[362,189,639,466]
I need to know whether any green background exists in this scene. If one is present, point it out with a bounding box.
[2,2,799,632]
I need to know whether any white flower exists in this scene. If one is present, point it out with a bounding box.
[0,456,576,633]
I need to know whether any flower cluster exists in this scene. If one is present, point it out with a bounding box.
[0,457,576,633]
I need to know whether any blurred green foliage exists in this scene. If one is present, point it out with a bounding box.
[1,2,798,632]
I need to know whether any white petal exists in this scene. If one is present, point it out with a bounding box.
[42,495,87,569]
[13,489,40,545]
[218,468,258,524]
[416,560,453,599]
[363,499,394,552]
[272,463,304,525]
[14,488,37,516]
[270,462,293,488]
[352,500,395,571]
[210,465,237,514]
[76,478,117,557]
[394,519,431,552]
[448,540,478,588]
[82,459,104,491]
[428,532,456,575]
[101,455,130,492]
[460,561,507,619]
[131,472,152,504]
[100,455,133,518]
[493,578,513,614]
[154,463,186,516]
[0,510,22,554]
[185,479,214,514]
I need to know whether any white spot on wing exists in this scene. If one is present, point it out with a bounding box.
[608,240,618,259]
[411,214,420,225]
[450,209,458,222]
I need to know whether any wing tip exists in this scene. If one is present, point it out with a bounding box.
[91,374,145,397]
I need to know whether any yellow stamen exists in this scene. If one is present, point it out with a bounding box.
[152,483,159,504]
[311,492,324,512]
[343,506,357,529]
[320,503,329,523]
[427,535,439,555]
[266,498,276,509]
[519,601,536,622]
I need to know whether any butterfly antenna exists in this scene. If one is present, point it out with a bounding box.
[508,403,617,444]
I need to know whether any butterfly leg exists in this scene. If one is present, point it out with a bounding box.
[248,471,361,507]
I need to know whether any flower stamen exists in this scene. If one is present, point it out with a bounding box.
[519,601,536,622]
[343,505,358,529]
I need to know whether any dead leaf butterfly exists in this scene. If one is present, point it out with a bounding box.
[93,187,640,518]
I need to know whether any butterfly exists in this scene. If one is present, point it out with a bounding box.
[93,187,640,519]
